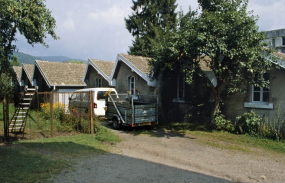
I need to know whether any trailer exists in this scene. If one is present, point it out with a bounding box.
[106,94,158,129]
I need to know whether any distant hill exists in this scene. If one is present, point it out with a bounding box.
[12,51,87,64]
[13,51,38,64]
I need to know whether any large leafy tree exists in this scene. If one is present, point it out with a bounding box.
[151,0,273,122]
[0,0,58,139]
[0,0,58,76]
[125,0,177,57]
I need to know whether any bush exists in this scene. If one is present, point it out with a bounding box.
[40,102,65,121]
[236,110,261,136]
[213,110,235,132]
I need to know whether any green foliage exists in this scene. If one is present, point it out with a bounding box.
[236,110,262,135]
[0,0,58,77]
[0,73,14,100]
[10,56,20,66]
[213,110,235,132]
[125,0,177,57]
[150,0,274,122]
[70,59,84,64]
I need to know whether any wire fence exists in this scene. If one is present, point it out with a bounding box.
[3,91,95,140]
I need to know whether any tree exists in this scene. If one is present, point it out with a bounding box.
[151,0,273,122]
[0,0,58,140]
[125,0,177,57]
[10,56,20,66]
[0,0,58,76]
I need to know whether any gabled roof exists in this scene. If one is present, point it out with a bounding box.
[265,51,285,69]
[83,59,115,83]
[34,60,86,87]
[22,64,34,85]
[119,54,151,74]
[110,53,156,87]
[13,66,22,85]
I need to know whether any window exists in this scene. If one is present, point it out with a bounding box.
[282,37,285,46]
[129,76,135,95]
[177,74,185,100]
[252,73,270,103]
[97,91,116,100]
[96,78,102,87]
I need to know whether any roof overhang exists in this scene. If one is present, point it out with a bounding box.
[110,54,156,87]
[21,64,34,86]
[83,59,111,84]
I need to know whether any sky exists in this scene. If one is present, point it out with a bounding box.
[15,0,285,62]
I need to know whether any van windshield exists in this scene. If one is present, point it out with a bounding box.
[97,91,116,100]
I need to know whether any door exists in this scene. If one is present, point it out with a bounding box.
[95,91,107,116]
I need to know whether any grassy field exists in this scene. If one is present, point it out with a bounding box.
[0,126,121,183]
[161,123,285,154]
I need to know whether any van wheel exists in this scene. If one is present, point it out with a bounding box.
[112,118,120,129]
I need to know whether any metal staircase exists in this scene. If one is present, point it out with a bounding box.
[9,87,37,133]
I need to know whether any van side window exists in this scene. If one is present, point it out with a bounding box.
[97,91,116,100]
[71,93,77,100]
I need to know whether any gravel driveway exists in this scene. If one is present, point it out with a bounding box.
[50,123,285,183]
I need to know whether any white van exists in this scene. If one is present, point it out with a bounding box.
[69,88,117,116]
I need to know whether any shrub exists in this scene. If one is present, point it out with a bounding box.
[40,102,65,121]
[236,110,262,136]
[213,110,235,132]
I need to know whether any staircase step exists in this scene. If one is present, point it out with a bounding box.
[21,107,29,110]
[25,93,34,96]
[20,103,30,105]
[17,112,27,114]
[12,119,24,122]
[23,98,33,100]
[27,88,36,91]
[12,116,25,119]
[10,123,24,127]
[9,127,24,131]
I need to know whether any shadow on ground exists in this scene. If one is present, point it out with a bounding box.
[100,121,213,139]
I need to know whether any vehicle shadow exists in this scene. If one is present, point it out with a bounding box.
[100,121,197,139]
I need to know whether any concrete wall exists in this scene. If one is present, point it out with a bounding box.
[85,65,111,88]
[223,67,285,122]
[113,61,155,95]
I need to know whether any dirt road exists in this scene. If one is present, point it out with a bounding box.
[50,124,285,183]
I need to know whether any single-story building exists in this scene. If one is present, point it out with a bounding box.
[223,52,285,121]
[110,53,156,96]
[21,63,35,88]
[32,60,87,108]
[83,59,115,88]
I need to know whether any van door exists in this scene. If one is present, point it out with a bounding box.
[95,91,107,116]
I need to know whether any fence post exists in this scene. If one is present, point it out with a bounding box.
[90,90,94,134]
[3,96,8,142]
[50,92,54,137]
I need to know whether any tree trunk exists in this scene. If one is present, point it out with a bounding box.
[3,94,9,142]
[210,92,220,123]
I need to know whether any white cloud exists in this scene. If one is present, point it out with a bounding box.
[62,13,75,30]
[89,5,131,25]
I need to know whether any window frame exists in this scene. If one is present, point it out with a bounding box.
[251,73,270,103]
[96,78,102,87]
[129,76,135,95]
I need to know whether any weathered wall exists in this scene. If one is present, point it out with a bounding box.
[34,66,52,92]
[22,71,32,88]
[223,67,285,122]
[85,65,111,88]
[114,61,155,95]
